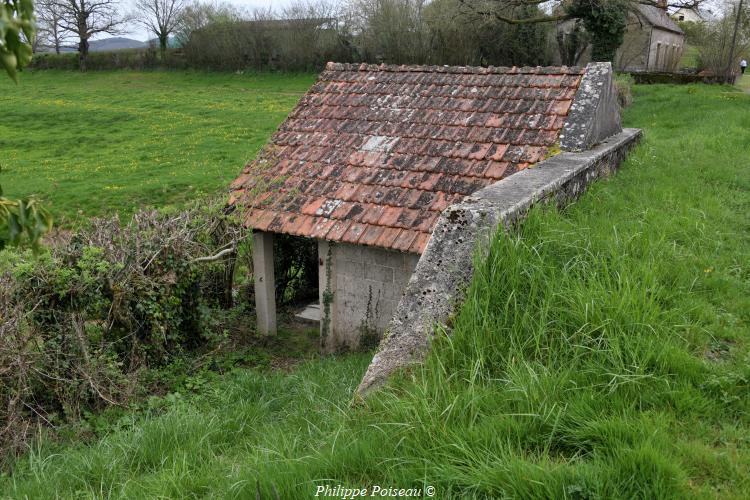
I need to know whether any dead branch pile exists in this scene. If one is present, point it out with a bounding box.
[0,199,246,464]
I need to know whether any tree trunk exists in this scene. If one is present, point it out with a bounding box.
[725,0,745,84]
[159,34,168,62]
[78,38,89,72]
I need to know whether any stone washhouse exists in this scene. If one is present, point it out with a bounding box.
[228,61,622,353]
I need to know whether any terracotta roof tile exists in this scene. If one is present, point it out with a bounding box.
[309,217,337,239]
[326,219,352,241]
[392,229,420,252]
[375,227,403,248]
[341,222,368,244]
[245,209,276,231]
[409,232,432,254]
[359,225,386,246]
[230,63,584,253]
[485,161,510,180]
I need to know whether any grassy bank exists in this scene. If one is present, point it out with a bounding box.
[2,84,749,498]
[0,71,313,223]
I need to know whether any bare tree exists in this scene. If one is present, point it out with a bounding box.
[133,0,186,59]
[348,0,432,64]
[696,0,750,80]
[35,0,70,53]
[174,0,243,46]
[56,0,129,71]
[456,0,709,62]
[278,1,343,70]
[458,0,707,26]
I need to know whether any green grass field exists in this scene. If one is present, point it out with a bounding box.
[2,80,750,498]
[0,71,314,223]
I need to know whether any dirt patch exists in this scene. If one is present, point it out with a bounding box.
[704,340,735,363]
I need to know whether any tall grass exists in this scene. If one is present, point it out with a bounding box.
[2,83,750,498]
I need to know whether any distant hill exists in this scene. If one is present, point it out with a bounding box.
[90,37,146,52]
[52,37,147,53]
[146,36,181,49]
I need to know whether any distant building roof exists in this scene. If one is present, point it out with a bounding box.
[235,17,336,31]
[636,5,684,34]
[229,63,585,253]
[672,6,715,22]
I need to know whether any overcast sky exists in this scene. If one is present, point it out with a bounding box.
[123,0,337,40]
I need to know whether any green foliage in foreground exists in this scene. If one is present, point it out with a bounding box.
[0,186,52,250]
[0,0,33,81]
[1,1,51,250]
[0,70,314,224]
[3,84,750,498]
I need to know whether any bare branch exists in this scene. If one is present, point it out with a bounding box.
[54,0,129,70]
[191,247,237,263]
[457,0,572,25]
[132,0,187,54]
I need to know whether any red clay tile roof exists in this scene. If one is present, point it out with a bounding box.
[229,62,585,254]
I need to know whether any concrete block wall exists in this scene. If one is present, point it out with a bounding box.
[319,240,419,353]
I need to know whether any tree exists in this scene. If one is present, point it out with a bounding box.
[695,1,750,81]
[347,0,432,64]
[133,0,185,59]
[458,0,707,63]
[556,19,591,65]
[724,0,746,82]
[35,0,70,53]
[56,0,129,71]
[175,0,243,46]
[566,0,628,62]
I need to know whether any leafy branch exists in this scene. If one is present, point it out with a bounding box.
[2,1,53,249]
[1,0,35,81]
[0,186,53,251]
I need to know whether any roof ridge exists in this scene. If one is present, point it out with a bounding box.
[324,62,584,76]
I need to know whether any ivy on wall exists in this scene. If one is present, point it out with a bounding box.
[566,0,629,62]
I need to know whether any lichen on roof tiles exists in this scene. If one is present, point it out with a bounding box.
[230,62,585,254]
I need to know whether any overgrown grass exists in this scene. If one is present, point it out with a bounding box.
[2,84,750,498]
[679,44,700,68]
[0,71,314,223]
[737,73,750,92]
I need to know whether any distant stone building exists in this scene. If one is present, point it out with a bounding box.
[555,5,685,72]
[229,62,622,352]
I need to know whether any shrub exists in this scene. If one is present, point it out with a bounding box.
[614,72,634,107]
[29,47,188,71]
[695,10,750,81]
[0,199,243,463]
[27,0,556,74]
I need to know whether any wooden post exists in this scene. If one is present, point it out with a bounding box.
[253,231,277,335]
